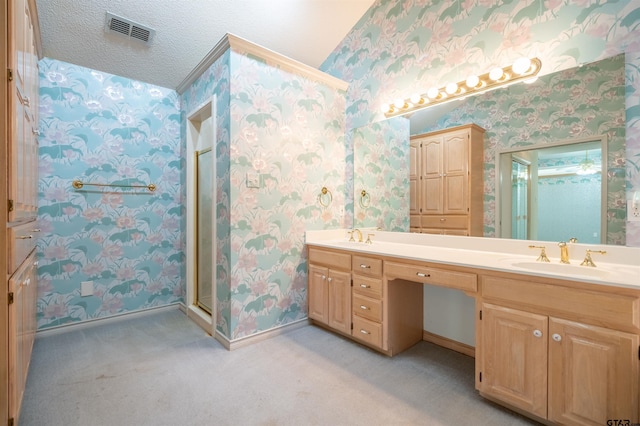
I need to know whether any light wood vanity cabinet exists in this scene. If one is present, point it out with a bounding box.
[307,248,352,335]
[479,274,640,424]
[307,242,640,424]
[351,255,384,348]
[410,124,484,236]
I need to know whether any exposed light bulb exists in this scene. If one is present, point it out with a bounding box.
[427,87,439,99]
[409,94,423,105]
[465,75,479,88]
[445,82,458,95]
[489,67,504,81]
[512,57,532,75]
[394,99,405,109]
[381,103,391,113]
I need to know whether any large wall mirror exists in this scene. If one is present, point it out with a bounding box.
[496,137,607,244]
[352,54,627,245]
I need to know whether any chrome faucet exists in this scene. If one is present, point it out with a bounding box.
[558,238,577,264]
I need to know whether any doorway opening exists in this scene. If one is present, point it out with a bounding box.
[186,97,216,335]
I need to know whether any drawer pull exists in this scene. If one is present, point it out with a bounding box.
[359,264,371,269]
[17,235,33,239]
[416,272,430,278]
[359,284,371,288]
[359,305,369,310]
[360,329,370,335]
[30,228,41,232]
[327,277,333,282]
[440,218,446,222]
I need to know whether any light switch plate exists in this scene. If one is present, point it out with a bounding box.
[81,281,93,297]
[628,200,640,222]
[246,172,260,188]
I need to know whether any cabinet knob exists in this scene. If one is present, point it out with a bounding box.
[327,277,332,282]
[533,329,542,338]
[552,333,562,342]
[321,275,326,280]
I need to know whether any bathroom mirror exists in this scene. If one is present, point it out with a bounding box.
[351,54,626,244]
[351,117,410,231]
[496,138,607,244]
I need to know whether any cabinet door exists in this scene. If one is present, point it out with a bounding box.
[410,140,420,215]
[327,269,351,335]
[421,138,443,214]
[308,265,329,324]
[548,317,639,425]
[481,303,548,419]
[442,130,468,214]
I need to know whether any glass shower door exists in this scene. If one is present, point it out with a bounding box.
[511,160,529,240]
[196,148,213,314]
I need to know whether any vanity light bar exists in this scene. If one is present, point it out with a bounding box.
[382,57,542,118]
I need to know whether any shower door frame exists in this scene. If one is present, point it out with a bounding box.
[186,96,217,336]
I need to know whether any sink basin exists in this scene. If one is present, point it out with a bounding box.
[506,260,610,279]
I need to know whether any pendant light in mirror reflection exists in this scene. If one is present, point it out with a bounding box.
[382,57,541,118]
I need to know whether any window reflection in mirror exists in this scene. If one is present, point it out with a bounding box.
[498,139,606,244]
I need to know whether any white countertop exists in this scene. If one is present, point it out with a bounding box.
[305,230,640,289]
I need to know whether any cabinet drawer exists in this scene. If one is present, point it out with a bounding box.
[352,315,382,348]
[482,275,640,330]
[8,221,39,275]
[385,261,477,293]
[308,247,351,270]
[353,293,382,322]
[352,255,382,277]
[422,215,467,229]
[410,215,420,228]
[352,274,382,298]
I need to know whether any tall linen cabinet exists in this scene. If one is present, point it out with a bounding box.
[410,124,485,236]
[2,0,41,424]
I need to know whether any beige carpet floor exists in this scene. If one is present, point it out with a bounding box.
[19,307,540,425]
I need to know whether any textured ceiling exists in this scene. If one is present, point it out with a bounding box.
[35,0,375,90]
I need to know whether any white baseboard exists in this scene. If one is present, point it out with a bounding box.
[220,318,308,351]
[36,304,182,337]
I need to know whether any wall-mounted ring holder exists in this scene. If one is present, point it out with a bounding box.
[359,189,371,208]
[318,186,333,208]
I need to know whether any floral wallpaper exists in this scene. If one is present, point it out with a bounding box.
[321,0,640,247]
[352,117,410,231]
[37,58,183,329]
[421,55,626,244]
[181,45,347,340]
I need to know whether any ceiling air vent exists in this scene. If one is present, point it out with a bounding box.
[105,12,155,44]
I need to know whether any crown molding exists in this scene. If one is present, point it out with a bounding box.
[177,32,348,95]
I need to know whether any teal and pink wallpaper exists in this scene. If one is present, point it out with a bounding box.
[421,55,626,244]
[181,46,347,340]
[37,58,184,329]
[321,0,640,246]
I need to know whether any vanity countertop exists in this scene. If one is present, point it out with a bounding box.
[305,230,640,289]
